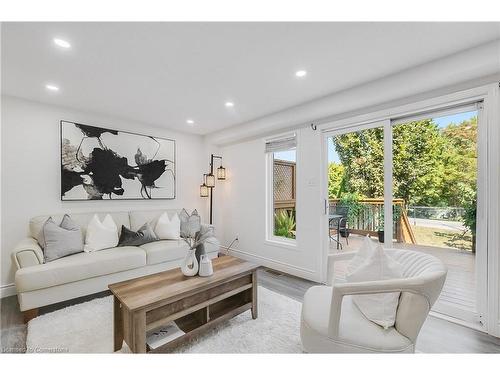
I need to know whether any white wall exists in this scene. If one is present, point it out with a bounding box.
[218,127,323,281]
[0,96,209,290]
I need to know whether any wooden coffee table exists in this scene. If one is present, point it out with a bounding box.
[109,255,259,353]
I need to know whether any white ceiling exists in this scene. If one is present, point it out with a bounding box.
[2,22,500,135]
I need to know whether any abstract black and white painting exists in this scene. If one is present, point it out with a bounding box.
[61,121,175,200]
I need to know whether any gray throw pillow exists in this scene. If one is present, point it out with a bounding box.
[179,209,201,238]
[37,215,84,262]
[118,223,159,247]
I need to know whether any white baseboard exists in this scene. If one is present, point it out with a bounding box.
[0,283,16,298]
[222,246,321,283]
[429,310,486,333]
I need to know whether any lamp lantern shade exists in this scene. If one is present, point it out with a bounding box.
[206,173,216,187]
[200,183,209,197]
[217,165,226,180]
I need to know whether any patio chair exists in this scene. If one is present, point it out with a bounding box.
[300,248,447,353]
[329,205,349,249]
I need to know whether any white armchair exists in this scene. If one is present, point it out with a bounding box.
[300,249,447,353]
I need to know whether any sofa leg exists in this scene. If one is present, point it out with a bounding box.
[23,308,38,324]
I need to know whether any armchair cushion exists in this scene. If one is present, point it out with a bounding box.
[346,235,375,274]
[301,285,412,353]
[346,245,403,328]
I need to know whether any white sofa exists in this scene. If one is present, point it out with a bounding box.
[11,209,220,319]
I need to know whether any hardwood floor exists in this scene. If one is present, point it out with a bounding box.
[2,268,500,353]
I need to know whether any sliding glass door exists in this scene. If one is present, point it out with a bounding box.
[326,121,387,276]
[391,105,484,326]
[324,102,486,328]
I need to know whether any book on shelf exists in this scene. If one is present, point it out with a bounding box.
[146,321,185,349]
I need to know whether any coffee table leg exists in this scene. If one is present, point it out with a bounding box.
[132,311,147,353]
[251,270,258,319]
[113,296,124,352]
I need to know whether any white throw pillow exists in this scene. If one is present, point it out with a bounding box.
[347,235,375,274]
[84,214,118,252]
[346,245,403,329]
[155,212,181,240]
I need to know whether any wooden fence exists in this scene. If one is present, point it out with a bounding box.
[329,198,416,244]
[273,160,296,210]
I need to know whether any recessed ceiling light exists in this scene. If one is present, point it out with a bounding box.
[45,84,60,92]
[295,70,307,78]
[53,38,71,49]
[225,102,234,108]
[186,119,194,125]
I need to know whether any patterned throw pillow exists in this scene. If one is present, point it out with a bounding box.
[118,223,159,246]
[179,209,201,238]
[37,214,84,262]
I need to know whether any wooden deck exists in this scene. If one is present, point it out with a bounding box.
[330,234,477,324]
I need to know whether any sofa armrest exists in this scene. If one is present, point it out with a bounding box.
[12,238,44,269]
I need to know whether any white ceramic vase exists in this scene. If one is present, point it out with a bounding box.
[198,254,213,277]
[181,249,199,277]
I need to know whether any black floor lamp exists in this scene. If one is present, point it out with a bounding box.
[200,154,226,224]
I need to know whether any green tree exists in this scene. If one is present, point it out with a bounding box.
[328,162,344,199]
[392,120,445,207]
[332,127,384,198]
[440,117,477,206]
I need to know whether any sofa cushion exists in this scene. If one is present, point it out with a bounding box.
[15,246,146,292]
[154,212,181,240]
[139,240,189,265]
[37,215,84,262]
[84,214,119,253]
[301,285,412,352]
[118,223,158,247]
[129,209,181,232]
[30,212,130,238]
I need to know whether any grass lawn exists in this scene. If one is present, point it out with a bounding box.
[411,225,473,252]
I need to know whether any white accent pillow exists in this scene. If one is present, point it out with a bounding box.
[346,245,403,329]
[155,212,181,240]
[84,214,119,252]
[347,235,375,274]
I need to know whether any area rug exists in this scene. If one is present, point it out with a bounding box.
[26,287,304,353]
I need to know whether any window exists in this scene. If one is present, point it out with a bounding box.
[266,135,297,242]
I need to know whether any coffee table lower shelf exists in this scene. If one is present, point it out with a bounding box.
[148,301,253,353]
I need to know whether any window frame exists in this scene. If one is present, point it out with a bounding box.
[265,133,299,249]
